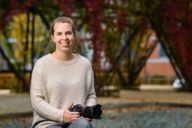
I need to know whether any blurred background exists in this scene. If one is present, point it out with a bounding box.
[0,0,192,127]
[0,0,192,94]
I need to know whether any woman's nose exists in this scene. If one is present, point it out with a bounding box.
[62,34,67,40]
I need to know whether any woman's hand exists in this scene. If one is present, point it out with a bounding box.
[63,103,80,123]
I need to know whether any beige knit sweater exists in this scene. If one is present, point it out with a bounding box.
[30,53,96,128]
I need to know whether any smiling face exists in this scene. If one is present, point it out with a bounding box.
[51,22,75,54]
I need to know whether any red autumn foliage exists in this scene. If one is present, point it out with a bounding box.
[0,0,33,30]
[117,9,128,33]
[83,0,104,70]
[159,0,192,88]
[52,0,77,16]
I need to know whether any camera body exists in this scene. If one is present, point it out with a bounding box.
[69,104,102,119]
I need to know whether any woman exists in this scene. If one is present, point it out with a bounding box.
[30,16,96,128]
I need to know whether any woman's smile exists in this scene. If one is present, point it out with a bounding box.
[60,41,70,47]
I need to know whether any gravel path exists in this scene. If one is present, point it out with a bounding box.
[1,107,192,128]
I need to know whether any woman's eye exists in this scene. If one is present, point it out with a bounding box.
[66,32,72,35]
[57,33,62,36]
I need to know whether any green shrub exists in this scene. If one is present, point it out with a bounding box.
[142,75,174,85]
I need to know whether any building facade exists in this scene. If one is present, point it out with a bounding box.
[140,43,176,84]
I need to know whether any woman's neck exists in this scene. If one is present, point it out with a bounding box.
[52,51,74,61]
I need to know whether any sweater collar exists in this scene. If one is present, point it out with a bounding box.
[48,53,80,66]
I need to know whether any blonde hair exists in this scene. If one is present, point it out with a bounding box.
[50,16,76,36]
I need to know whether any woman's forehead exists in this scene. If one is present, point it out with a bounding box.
[54,22,73,31]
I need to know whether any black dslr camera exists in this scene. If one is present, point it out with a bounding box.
[69,104,102,119]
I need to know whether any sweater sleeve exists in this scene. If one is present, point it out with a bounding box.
[30,62,64,122]
[85,64,97,106]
